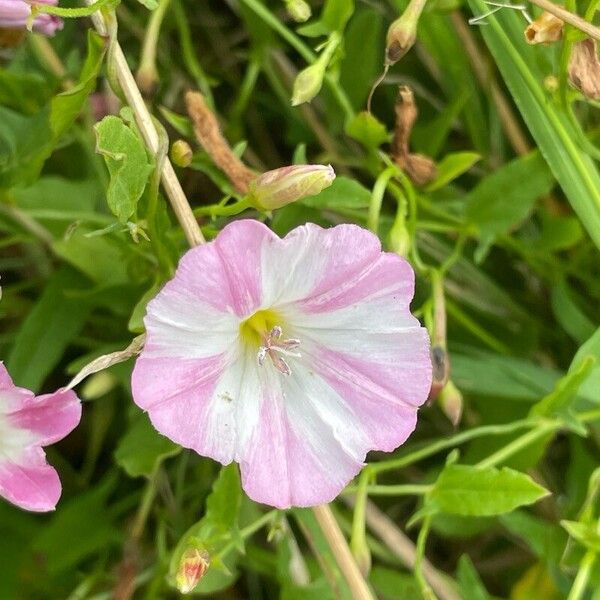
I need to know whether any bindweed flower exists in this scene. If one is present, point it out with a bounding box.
[175,547,210,594]
[0,0,63,36]
[0,363,81,511]
[132,220,432,508]
[249,164,335,210]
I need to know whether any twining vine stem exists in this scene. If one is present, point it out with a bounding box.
[83,3,372,598]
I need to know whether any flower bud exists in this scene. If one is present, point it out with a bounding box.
[171,140,193,168]
[438,380,463,427]
[385,14,417,65]
[291,62,326,106]
[249,164,335,210]
[175,547,210,594]
[285,0,311,22]
[388,217,410,257]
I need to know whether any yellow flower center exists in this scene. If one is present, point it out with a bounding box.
[239,309,281,348]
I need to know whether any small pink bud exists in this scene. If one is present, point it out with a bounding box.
[249,164,335,210]
[0,0,63,37]
[175,547,210,594]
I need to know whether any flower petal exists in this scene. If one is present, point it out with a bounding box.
[241,363,367,508]
[132,350,262,466]
[259,223,383,307]
[0,446,61,512]
[8,388,81,447]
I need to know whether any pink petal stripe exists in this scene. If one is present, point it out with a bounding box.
[8,388,81,446]
[241,391,362,508]
[0,447,61,512]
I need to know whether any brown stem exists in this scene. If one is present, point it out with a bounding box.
[312,504,375,600]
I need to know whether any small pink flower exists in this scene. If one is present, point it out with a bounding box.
[132,220,431,508]
[0,0,63,37]
[0,363,81,512]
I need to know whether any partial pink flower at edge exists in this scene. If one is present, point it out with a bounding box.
[132,220,432,509]
[0,363,81,512]
[0,0,63,37]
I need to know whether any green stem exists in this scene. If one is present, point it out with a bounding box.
[368,167,396,234]
[475,422,557,469]
[567,550,597,600]
[34,0,115,17]
[131,469,160,540]
[195,197,253,217]
[370,418,544,475]
[137,0,173,90]
[414,516,437,600]
[237,0,355,121]
[345,484,432,496]
[350,469,372,573]
[214,510,276,560]
[173,0,215,107]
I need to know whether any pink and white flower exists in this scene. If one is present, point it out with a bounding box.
[132,220,431,508]
[0,0,63,37]
[0,363,81,512]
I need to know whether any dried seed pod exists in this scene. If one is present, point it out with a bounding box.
[568,38,600,100]
[525,11,563,45]
[185,91,255,193]
[391,86,438,186]
[385,14,417,65]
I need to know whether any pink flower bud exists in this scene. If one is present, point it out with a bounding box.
[249,164,335,210]
[175,547,210,594]
[0,0,63,37]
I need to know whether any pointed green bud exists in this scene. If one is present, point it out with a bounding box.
[285,0,311,22]
[175,547,210,594]
[439,380,463,427]
[249,164,335,210]
[291,62,326,106]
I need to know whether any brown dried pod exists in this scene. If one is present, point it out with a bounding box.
[568,38,600,100]
[185,91,255,194]
[525,11,563,45]
[391,86,438,186]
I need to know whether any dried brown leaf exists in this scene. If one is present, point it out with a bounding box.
[568,38,600,99]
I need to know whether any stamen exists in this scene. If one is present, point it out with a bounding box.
[256,324,301,375]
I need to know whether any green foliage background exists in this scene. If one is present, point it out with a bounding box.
[0,0,599,598]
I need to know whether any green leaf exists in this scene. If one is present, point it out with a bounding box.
[426,151,481,192]
[500,511,567,563]
[370,566,420,599]
[467,0,600,249]
[33,478,120,574]
[339,9,383,109]
[53,226,131,286]
[136,0,158,7]
[465,152,554,248]
[321,0,354,32]
[561,520,600,553]
[529,355,595,418]
[345,111,389,149]
[533,213,583,252]
[457,555,492,600]
[94,115,154,222]
[0,70,53,114]
[429,464,550,516]
[551,281,596,345]
[569,327,600,404]
[301,175,371,209]
[206,464,242,532]
[169,465,243,595]
[451,350,561,401]
[0,31,105,189]
[6,268,91,391]
[114,413,180,478]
